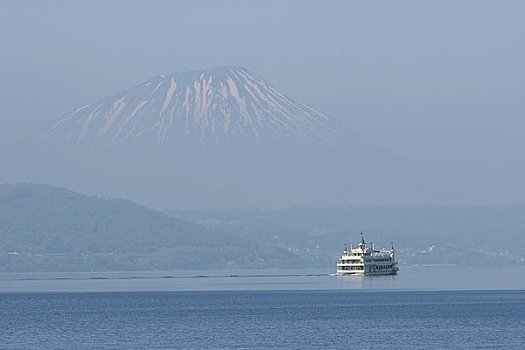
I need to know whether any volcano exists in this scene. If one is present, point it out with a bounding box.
[4,67,389,208]
[46,67,341,153]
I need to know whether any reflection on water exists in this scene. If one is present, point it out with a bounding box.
[1,266,524,292]
[336,273,397,290]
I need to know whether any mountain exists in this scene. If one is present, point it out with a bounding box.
[1,67,383,208]
[45,66,341,152]
[1,67,431,209]
[0,183,304,272]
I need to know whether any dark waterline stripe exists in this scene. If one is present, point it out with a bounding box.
[3,273,331,282]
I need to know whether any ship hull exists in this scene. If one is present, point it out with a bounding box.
[336,269,398,276]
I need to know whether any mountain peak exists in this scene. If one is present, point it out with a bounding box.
[46,66,339,151]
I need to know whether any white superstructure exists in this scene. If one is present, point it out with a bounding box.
[336,233,398,276]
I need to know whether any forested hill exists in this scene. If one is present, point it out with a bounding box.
[0,183,301,271]
[2,183,524,272]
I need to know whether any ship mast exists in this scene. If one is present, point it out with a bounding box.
[359,232,366,250]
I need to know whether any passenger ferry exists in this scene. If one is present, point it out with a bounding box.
[336,233,399,276]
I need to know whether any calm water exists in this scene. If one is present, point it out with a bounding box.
[1,290,524,349]
[2,267,525,349]
[2,266,525,292]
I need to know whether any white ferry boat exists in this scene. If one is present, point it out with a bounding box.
[336,233,399,276]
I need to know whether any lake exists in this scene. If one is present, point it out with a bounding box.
[1,266,525,292]
[1,266,524,349]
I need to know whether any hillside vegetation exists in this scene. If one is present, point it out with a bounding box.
[0,184,300,271]
[2,183,524,272]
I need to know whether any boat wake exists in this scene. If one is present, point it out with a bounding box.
[4,273,331,282]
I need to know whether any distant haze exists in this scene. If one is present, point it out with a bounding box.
[1,0,524,208]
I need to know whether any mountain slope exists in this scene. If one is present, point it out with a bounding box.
[45,67,339,151]
[0,183,303,271]
[0,183,210,253]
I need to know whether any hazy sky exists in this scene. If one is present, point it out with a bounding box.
[1,0,524,204]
